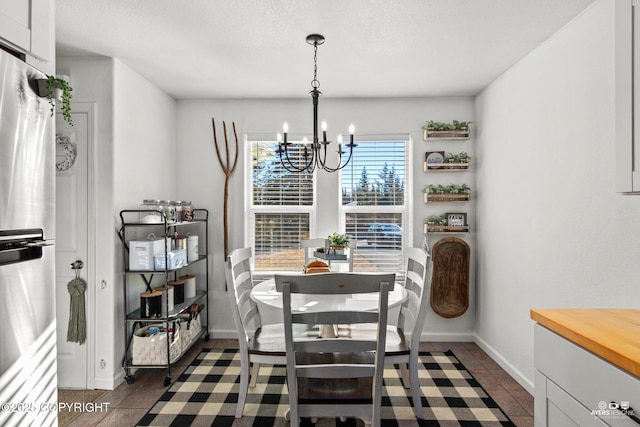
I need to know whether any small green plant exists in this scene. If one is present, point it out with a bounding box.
[423,183,471,194]
[425,215,447,226]
[328,232,350,248]
[43,76,73,125]
[458,151,471,163]
[422,120,472,131]
[445,152,471,164]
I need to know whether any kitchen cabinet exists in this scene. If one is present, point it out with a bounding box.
[615,0,640,193]
[0,0,52,66]
[119,209,210,386]
[531,309,640,427]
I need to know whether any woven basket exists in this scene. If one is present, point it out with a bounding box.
[132,324,182,365]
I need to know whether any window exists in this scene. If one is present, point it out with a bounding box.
[247,137,411,274]
[248,140,313,271]
[341,140,410,273]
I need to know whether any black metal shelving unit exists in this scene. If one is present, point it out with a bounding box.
[119,208,209,386]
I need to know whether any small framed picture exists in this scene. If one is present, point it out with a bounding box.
[446,212,467,227]
[425,151,445,169]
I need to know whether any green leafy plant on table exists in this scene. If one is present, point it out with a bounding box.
[328,232,350,248]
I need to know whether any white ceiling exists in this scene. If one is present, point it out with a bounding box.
[55,0,596,100]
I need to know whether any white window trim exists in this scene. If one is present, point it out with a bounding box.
[244,133,412,274]
[338,134,413,246]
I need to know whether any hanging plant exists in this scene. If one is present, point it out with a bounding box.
[37,76,73,125]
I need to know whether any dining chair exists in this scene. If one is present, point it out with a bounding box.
[225,248,314,418]
[346,247,431,419]
[300,238,327,266]
[275,272,395,427]
[389,247,432,417]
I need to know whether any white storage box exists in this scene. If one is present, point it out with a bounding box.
[131,324,182,365]
[129,238,169,270]
[154,249,187,270]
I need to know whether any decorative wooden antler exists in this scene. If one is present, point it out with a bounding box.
[212,118,239,259]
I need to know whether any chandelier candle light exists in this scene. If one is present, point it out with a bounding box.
[277,34,357,173]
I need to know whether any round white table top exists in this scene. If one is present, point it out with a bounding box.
[250,278,407,313]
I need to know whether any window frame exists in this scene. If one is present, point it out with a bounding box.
[338,135,413,273]
[245,134,412,275]
[244,136,318,274]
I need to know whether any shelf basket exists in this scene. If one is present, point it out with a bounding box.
[424,224,470,234]
[424,193,471,203]
[423,129,470,140]
[424,161,471,172]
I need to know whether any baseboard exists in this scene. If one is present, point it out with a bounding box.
[94,372,120,390]
[473,334,534,394]
[209,328,242,340]
[420,331,475,342]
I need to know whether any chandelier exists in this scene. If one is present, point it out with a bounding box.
[277,34,357,173]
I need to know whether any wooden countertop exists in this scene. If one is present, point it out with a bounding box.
[530,308,640,378]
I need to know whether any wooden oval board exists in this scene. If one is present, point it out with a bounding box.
[430,237,470,318]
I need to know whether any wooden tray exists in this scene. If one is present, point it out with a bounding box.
[430,237,470,318]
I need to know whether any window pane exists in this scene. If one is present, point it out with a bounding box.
[341,141,405,206]
[252,212,308,271]
[252,142,313,206]
[346,213,404,272]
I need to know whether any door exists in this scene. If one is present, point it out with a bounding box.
[55,105,94,388]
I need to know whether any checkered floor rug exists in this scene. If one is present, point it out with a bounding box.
[137,349,515,427]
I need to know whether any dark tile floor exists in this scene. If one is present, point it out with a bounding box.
[65,340,534,426]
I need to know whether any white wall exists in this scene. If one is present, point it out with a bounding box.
[474,0,640,393]
[112,59,177,384]
[57,57,177,388]
[176,97,477,340]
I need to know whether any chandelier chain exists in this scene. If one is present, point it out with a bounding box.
[311,42,320,89]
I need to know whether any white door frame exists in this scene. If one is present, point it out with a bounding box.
[56,102,97,389]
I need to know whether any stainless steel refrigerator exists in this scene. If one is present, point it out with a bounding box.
[0,48,57,426]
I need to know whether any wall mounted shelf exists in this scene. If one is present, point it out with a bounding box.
[423,129,470,141]
[424,224,470,234]
[424,162,471,172]
[424,193,471,203]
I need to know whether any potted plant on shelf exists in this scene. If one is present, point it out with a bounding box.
[425,215,446,226]
[443,151,472,170]
[422,119,471,140]
[37,75,73,125]
[328,232,350,255]
[425,215,448,233]
[423,183,471,202]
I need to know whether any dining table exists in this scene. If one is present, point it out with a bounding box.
[250,276,408,335]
